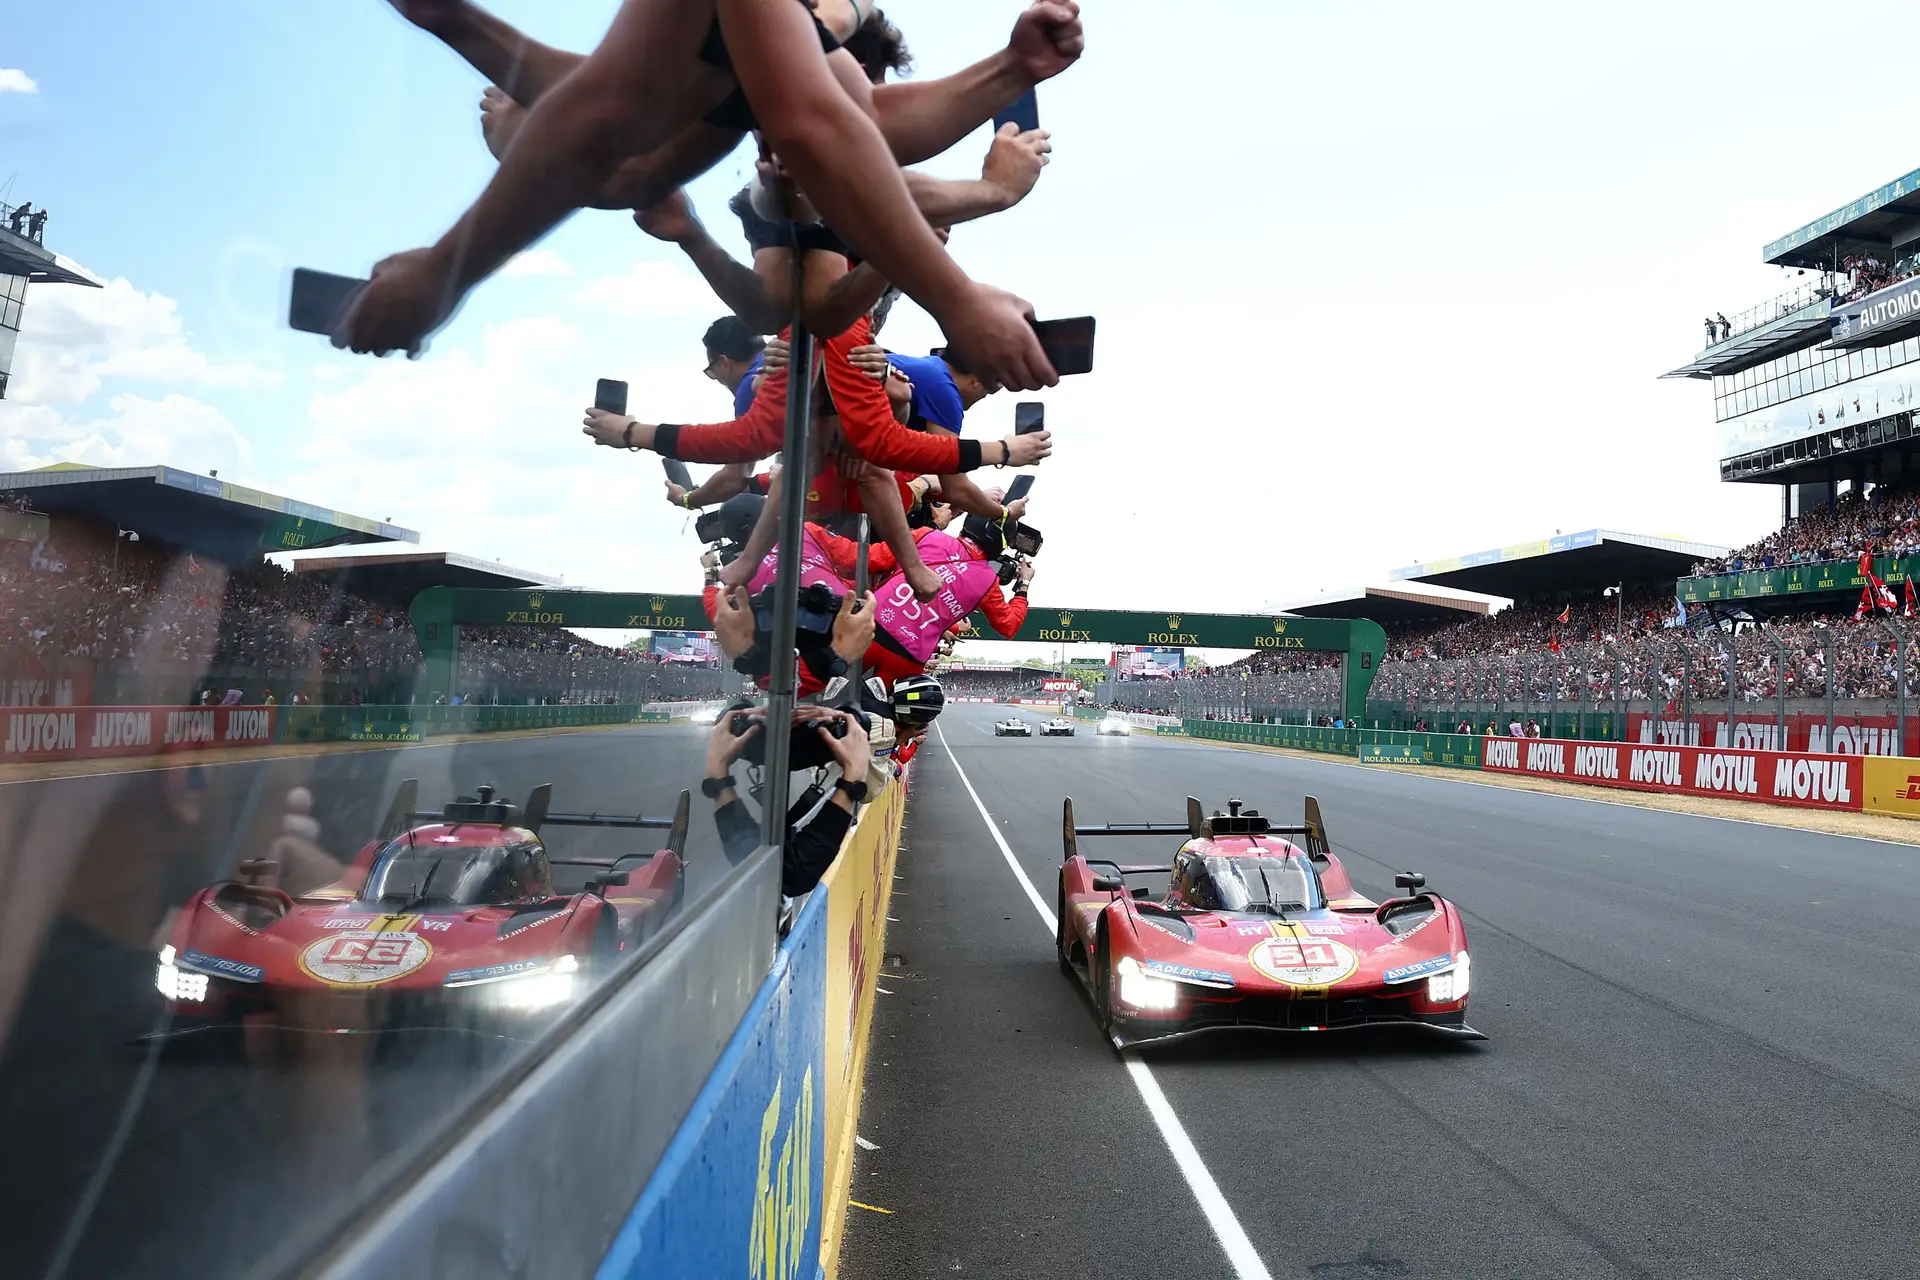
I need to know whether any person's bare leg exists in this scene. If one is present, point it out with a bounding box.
[340,0,734,356]
[858,466,941,601]
[387,1,584,104]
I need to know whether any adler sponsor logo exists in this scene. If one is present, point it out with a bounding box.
[4,711,77,755]
[1572,744,1618,779]
[1693,752,1758,795]
[1525,742,1564,774]
[1485,739,1519,769]
[89,711,152,750]
[1772,757,1854,804]
[166,710,216,745]
[225,709,271,741]
[1629,748,1682,786]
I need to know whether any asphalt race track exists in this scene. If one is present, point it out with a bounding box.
[0,722,726,1280]
[843,705,1920,1280]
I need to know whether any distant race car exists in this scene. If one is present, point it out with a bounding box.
[155,781,690,1034]
[1056,795,1482,1048]
[995,719,1034,737]
[1041,718,1077,736]
[1096,715,1130,736]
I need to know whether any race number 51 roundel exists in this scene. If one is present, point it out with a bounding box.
[300,931,433,986]
[1248,935,1357,986]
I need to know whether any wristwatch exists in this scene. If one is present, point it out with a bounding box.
[701,775,733,799]
[834,778,869,803]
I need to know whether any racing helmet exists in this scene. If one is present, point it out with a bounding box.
[891,674,946,726]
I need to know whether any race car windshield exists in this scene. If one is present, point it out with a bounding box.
[1199,856,1321,913]
[363,842,527,907]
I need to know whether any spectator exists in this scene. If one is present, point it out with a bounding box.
[6,203,29,236]
[704,705,871,899]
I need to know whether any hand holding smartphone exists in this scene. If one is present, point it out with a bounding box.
[662,459,693,489]
[288,268,369,337]
[994,89,1039,135]
[1014,402,1046,434]
[1028,317,1095,377]
[595,378,629,416]
[1004,474,1035,504]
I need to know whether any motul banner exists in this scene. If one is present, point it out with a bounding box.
[1626,712,1914,757]
[1,706,278,763]
[1481,737,1861,812]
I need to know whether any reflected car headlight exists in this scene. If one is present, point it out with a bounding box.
[454,954,582,1011]
[1427,951,1470,1003]
[156,945,210,1003]
[691,707,722,725]
[1115,955,1180,1011]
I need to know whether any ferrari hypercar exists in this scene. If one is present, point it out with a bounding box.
[995,719,1034,737]
[1041,718,1077,737]
[1095,715,1130,736]
[1056,795,1482,1047]
[156,781,690,1033]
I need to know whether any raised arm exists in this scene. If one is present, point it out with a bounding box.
[718,0,1055,389]
[865,2,1083,165]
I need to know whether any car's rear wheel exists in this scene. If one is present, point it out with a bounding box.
[1056,883,1074,975]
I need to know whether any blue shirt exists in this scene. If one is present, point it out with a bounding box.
[887,354,966,432]
[732,352,765,417]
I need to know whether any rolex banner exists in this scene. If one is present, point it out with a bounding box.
[1676,553,1916,607]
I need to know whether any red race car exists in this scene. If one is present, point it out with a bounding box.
[1056,795,1484,1048]
[155,780,689,1035]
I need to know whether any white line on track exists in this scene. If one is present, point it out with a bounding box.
[934,722,1276,1280]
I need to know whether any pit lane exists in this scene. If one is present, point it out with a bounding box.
[0,722,724,1280]
[842,704,1920,1280]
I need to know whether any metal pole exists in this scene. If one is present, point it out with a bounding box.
[1760,625,1788,751]
[1824,628,1836,748]
[1877,618,1906,756]
[1604,643,1624,742]
[1725,629,1738,749]
[758,245,816,850]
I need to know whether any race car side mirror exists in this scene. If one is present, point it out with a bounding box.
[1092,875,1124,892]
[1394,872,1426,894]
[589,871,631,894]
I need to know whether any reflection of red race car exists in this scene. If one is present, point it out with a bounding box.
[155,781,689,1032]
[1056,795,1483,1048]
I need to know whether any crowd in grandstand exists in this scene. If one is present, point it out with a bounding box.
[0,501,722,704]
[1691,481,1920,575]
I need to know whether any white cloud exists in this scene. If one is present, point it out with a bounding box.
[10,276,276,406]
[0,69,37,95]
[501,248,574,278]
[570,260,725,319]
[0,392,253,476]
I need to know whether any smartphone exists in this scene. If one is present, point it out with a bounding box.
[1030,317,1095,377]
[1014,402,1046,435]
[1004,474,1035,504]
[288,268,368,336]
[595,378,629,416]
[994,89,1039,135]
[662,458,693,489]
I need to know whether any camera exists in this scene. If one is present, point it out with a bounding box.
[1006,521,1043,558]
[726,697,871,771]
[700,493,765,566]
[733,580,846,681]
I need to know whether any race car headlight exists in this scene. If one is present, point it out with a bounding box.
[482,955,580,1011]
[156,945,210,1004]
[1427,951,1470,1003]
[1115,955,1180,1011]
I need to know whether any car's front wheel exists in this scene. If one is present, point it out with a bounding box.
[1092,923,1114,1032]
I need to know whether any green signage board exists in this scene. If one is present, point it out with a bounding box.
[1677,554,1910,606]
[1358,743,1424,765]
[416,587,709,631]
[258,514,362,552]
[988,607,1361,653]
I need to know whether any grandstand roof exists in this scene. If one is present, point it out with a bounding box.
[0,232,100,288]
[289,549,559,603]
[1280,586,1490,630]
[0,464,417,565]
[1764,164,1920,270]
[1390,529,1725,600]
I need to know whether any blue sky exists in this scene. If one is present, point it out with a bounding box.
[6,1,1920,654]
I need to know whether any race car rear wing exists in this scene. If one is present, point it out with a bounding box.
[1061,795,1332,863]
[385,780,693,858]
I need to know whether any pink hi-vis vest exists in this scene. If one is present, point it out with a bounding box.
[746,525,844,596]
[872,531,999,665]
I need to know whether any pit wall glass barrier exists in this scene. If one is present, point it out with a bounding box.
[1180,719,1486,768]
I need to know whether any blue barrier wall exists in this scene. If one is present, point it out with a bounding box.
[598,887,829,1280]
